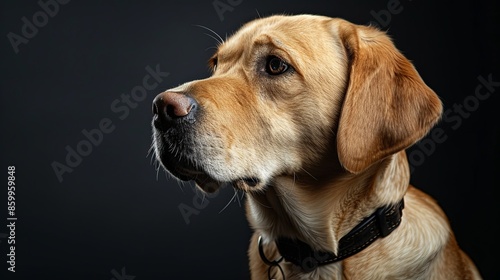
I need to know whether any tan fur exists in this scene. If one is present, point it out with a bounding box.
[153,15,481,279]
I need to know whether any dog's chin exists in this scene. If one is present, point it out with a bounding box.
[160,159,266,193]
[162,164,221,193]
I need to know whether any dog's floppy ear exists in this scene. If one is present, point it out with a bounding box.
[336,22,442,174]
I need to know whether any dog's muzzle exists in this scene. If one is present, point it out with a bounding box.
[151,91,220,191]
[152,90,264,192]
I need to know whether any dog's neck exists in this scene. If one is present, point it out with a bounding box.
[246,151,410,253]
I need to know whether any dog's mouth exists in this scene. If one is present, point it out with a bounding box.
[157,150,263,193]
[173,166,263,193]
[174,166,222,193]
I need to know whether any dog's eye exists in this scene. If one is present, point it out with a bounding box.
[209,56,218,73]
[213,58,218,72]
[266,56,289,75]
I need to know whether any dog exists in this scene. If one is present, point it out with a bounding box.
[151,14,481,279]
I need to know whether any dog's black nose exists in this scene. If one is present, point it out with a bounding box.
[152,91,198,126]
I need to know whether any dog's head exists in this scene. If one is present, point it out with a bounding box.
[152,15,442,193]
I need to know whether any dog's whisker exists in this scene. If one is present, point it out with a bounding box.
[219,189,238,214]
[235,191,241,207]
[156,164,160,181]
[178,180,186,193]
[163,169,171,181]
[255,9,261,18]
[204,46,219,52]
[150,149,158,166]
[235,189,244,207]
[176,179,183,192]
[203,33,224,46]
[194,24,224,45]
[148,142,156,158]
[300,167,317,181]
[239,190,246,206]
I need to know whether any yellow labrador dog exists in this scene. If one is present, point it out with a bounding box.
[152,15,481,279]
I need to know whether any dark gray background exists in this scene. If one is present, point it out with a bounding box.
[1,0,498,279]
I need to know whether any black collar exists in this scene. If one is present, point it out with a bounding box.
[259,199,404,275]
